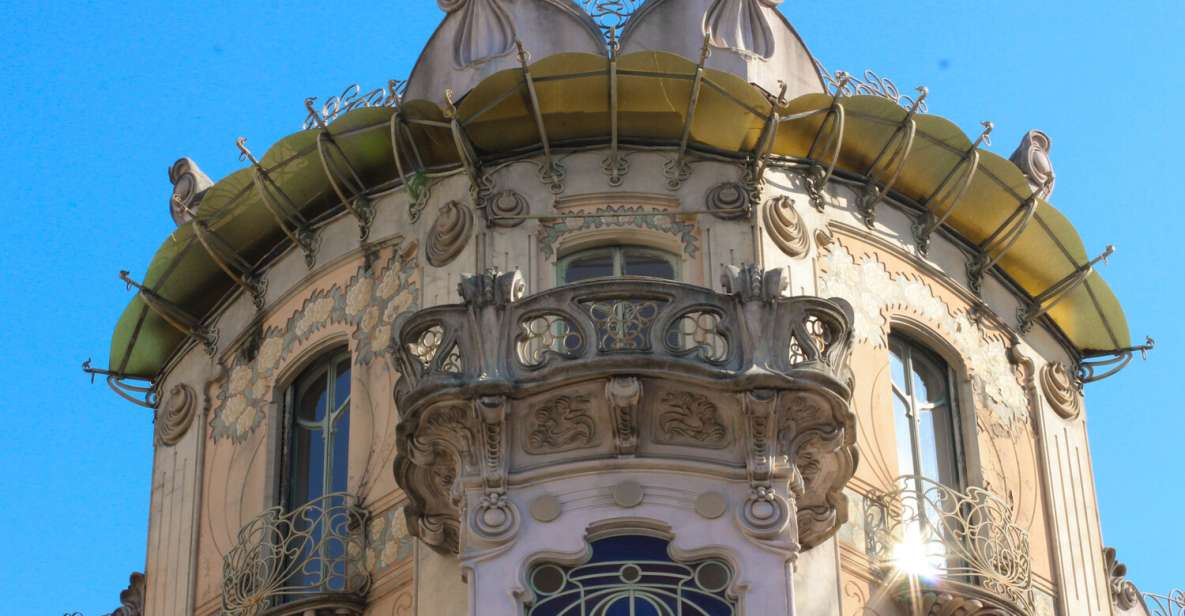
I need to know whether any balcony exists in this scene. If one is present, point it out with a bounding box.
[392,268,858,556]
[221,493,370,616]
[864,476,1034,615]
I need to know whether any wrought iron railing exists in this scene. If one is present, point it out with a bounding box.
[1146,591,1185,616]
[221,493,370,616]
[865,475,1034,614]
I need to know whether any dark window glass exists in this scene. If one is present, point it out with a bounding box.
[559,246,678,285]
[888,334,960,488]
[622,248,675,279]
[564,250,615,282]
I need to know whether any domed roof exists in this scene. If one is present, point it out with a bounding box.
[404,0,606,104]
[620,0,823,98]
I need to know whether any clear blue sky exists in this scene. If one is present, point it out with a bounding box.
[0,2,1179,613]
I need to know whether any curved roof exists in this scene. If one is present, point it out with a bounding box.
[106,50,1131,380]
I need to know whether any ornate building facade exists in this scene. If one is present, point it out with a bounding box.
[89,2,1175,615]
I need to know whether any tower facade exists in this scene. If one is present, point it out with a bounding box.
[93,2,1164,615]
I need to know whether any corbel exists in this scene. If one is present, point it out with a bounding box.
[305,98,376,241]
[237,138,319,268]
[605,377,641,456]
[738,389,791,541]
[913,121,993,254]
[191,220,267,309]
[471,395,519,543]
[119,270,217,354]
[965,179,1050,295]
[1017,245,1115,332]
[803,71,850,211]
[664,34,712,190]
[857,87,927,227]
[514,42,565,194]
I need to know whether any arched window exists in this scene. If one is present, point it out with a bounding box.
[558,245,679,285]
[888,334,961,488]
[526,534,736,616]
[280,348,352,592]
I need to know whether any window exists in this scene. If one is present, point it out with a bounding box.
[281,348,352,592]
[888,334,961,488]
[558,245,679,284]
[526,534,736,616]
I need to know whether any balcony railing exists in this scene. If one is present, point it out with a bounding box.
[221,493,370,616]
[1145,591,1185,616]
[865,475,1034,615]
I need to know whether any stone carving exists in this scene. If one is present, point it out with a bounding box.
[517,313,584,367]
[472,396,518,543]
[738,390,793,542]
[1040,361,1082,420]
[665,310,728,363]
[458,268,525,308]
[721,263,789,302]
[657,391,728,447]
[526,395,597,453]
[1104,547,1141,610]
[1009,129,1055,198]
[587,299,661,351]
[819,243,1029,423]
[211,248,418,442]
[107,572,146,616]
[763,195,810,258]
[703,0,782,59]
[168,157,213,226]
[402,404,479,552]
[536,205,698,258]
[705,181,750,219]
[438,0,516,68]
[606,377,641,455]
[156,383,197,446]
[425,200,474,267]
[486,189,529,227]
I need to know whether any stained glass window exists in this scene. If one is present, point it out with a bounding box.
[526,534,736,616]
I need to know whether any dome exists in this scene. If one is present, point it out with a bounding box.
[404,0,606,104]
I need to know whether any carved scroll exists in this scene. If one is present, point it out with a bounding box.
[1040,361,1082,420]
[703,0,782,59]
[438,0,517,68]
[425,200,474,267]
[155,383,197,446]
[763,195,809,258]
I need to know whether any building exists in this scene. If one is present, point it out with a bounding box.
[88,1,1176,615]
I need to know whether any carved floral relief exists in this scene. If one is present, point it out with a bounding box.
[525,395,598,453]
[818,243,1028,423]
[656,391,729,447]
[537,205,698,259]
[210,246,420,442]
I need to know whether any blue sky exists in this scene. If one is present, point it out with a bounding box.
[0,2,1179,613]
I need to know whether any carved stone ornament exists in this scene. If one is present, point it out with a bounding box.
[155,383,197,446]
[763,195,810,258]
[706,181,750,220]
[914,587,1019,616]
[458,268,525,308]
[526,394,598,453]
[486,189,529,227]
[657,391,728,447]
[1104,547,1141,610]
[168,157,213,226]
[1040,361,1082,420]
[720,263,789,303]
[110,572,146,616]
[606,377,641,455]
[703,0,783,59]
[425,200,474,267]
[438,0,516,68]
[1009,129,1055,198]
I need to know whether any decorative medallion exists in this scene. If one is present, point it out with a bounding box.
[487,189,529,227]
[762,195,809,257]
[705,182,749,220]
[1040,361,1082,419]
[437,0,516,68]
[156,383,197,446]
[525,395,597,453]
[426,200,474,267]
[657,391,728,448]
[703,0,782,59]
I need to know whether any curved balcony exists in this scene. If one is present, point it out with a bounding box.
[864,476,1034,615]
[392,268,858,556]
[221,492,370,616]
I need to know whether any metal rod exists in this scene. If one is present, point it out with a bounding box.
[966,180,1050,293]
[515,41,557,182]
[119,270,217,352]
[1018,245,1115,329]
[674,35,712,169]
[1078,337,1154,384]
[192,221,265,307]
[605,29,625,186]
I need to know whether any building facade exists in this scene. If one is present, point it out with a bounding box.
[90,2,1175,615]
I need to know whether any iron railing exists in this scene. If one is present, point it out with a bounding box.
[865,475,1034,614]
[1146,591,1185,616]
[221,492,370,616]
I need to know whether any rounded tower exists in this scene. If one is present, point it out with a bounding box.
[93,3,1154,616]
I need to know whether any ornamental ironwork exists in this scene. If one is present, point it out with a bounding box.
[580,0,645,39]
[301,81,406,130]
[526,534,736,616]
[221,492,370,616]
[864,475,1034,614]
[1146,591,1185,616]
[814,60,928,113]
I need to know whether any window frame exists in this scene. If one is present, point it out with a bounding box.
[887,332,966,491]
[277,346,353,513]
[556,244,681,285]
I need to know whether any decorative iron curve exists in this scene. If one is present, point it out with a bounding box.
[864,475,1033,614]
[580,0,646,39]
[302,81,406,130]
[814,60,928,113]
[1146,590,1185,616]
[221,492,370,616]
